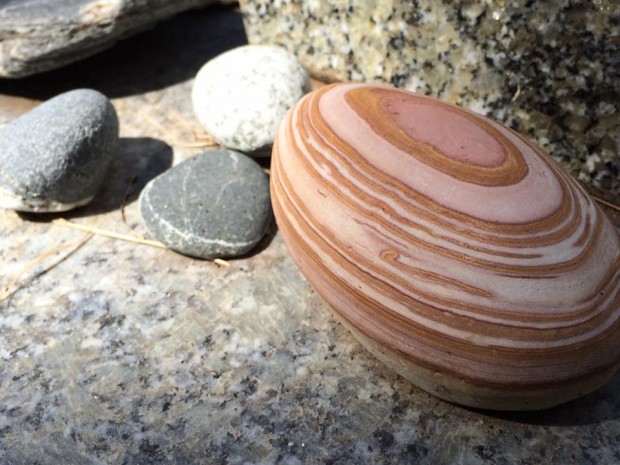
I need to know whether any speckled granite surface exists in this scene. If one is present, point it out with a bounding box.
[240,0,620,202]
[1,6,620,465]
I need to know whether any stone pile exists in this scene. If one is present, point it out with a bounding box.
[0,45,309,259]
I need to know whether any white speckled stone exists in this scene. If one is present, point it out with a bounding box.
[191,45,310,156]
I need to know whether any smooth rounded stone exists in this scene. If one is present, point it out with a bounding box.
[191,45,310,156]
[140,150,272,259]
[240,1,620,199]
[271,83,620,411]
[0,89,119,212]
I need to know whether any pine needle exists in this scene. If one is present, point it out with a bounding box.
[510,83,522,103]
[0,233,93,302]
[50,218,232,266]
[214,258,231,267]
[167,108,196,133]
[167,109,216,145]
[120,175,138,229]
[139,109,218,148]
[52,218,167,248]
[592,195,620,213]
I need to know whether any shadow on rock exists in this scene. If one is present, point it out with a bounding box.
[0,5,247,100]
[469,369,620,427]
[222,216,279,263]
[19,136,173,221]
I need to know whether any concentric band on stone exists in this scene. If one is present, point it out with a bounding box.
[271,83,620,410]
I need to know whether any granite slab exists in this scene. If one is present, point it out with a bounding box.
[1,6,620,465]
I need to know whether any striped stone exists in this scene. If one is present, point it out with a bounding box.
[270,83,620,410]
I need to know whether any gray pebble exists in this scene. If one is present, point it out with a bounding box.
[0,89,119,212]
[140,150,272,259]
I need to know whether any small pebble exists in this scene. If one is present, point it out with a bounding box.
[139,150,272,259]
[192,45,310,156]
[0,89,119,212]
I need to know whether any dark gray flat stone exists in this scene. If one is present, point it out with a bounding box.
[0,88,119,212]
[0,0,229,78]
[140,149,272,258]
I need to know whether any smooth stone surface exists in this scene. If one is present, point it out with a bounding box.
[0,0,235,78]
[271,83,620,410]
[1,8,620,465]
[140,149,272,258]
[192,45,310,156]
[0,88,119,212]
[240,0,620,198]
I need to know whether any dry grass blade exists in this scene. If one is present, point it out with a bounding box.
[120,176,138,228]
[168,109,218,147]
[139,109,218,148]
[592,195,620,213]
[213,258,231,267]
[510,84,521,103]
[51,219,232,267]
[168,108,196,132]
[0,233,93,302]
[52,218,167,248]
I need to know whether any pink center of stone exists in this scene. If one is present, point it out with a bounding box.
[381,96,507,168]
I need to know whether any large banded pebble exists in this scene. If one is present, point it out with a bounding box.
[0,89,118,212]
[270,83,620,410]
[191,45,311,156]
[140,150,272,259]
